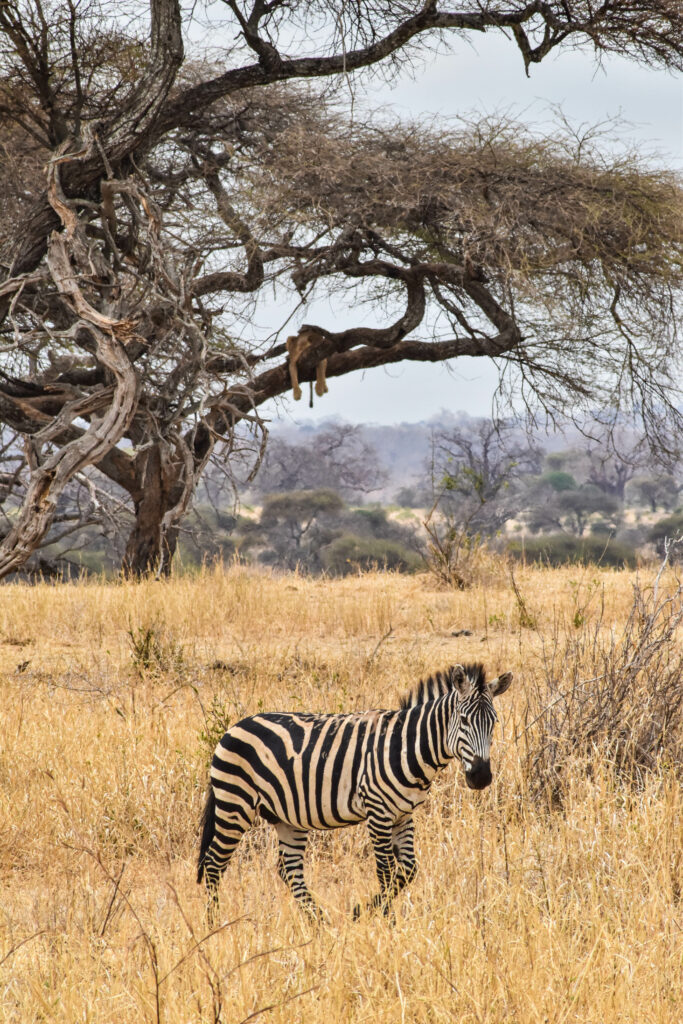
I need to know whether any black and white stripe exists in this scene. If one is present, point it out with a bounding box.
[197,661,512,921]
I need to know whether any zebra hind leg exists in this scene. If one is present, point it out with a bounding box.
[275,823,324,920]
[198,790,255,928]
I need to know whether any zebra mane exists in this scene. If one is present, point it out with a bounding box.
[399,663,487,709]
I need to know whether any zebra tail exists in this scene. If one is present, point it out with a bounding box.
[197,784,216,884]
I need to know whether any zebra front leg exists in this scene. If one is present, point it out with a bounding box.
[353,815,399,922]
[275,823,324,919]
[391,815,418,893]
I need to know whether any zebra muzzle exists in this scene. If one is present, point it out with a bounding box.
[464,757,492,790]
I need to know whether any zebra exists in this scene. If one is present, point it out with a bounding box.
[197,661,512,922]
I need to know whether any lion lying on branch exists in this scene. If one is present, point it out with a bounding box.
[286,325,329,407]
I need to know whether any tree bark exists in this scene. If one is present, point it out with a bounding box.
[121,443,182,577]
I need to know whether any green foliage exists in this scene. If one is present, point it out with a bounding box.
[541,470,577,492]
[320,535,422,576]
[442,465,487,502]
[508,533,637,568]
[344,506,416,545]
[198,693,232,767]
[346,506,393,536]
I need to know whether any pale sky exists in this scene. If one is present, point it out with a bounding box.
[254,30,682,427]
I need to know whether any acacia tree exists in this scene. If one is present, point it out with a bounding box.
[524,481,621,536]
[0,0,682,577]
[238,489,346,572]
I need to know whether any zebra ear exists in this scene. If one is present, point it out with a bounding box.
[450,664,471,697]
[489,671,513,697]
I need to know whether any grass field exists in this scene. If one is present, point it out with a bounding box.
[0,563,681,1023]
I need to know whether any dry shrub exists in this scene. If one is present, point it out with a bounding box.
[521,553,683,802]
[422,516,507,591]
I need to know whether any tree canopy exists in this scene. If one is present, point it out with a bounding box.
[0,0,682,576]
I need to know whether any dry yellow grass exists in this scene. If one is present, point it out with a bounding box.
[0,564,681,1023]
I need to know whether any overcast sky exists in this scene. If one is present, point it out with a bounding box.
[254,30,682,428]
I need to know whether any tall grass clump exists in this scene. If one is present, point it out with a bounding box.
[128,620,186,677]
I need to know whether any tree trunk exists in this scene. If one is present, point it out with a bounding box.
[121,443,182,577]
[122,501,179,577]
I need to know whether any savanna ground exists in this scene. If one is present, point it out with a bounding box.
[0,562,681,1023]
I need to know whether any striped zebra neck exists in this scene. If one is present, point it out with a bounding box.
[399,662,487,709]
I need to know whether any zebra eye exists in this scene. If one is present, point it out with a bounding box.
[460,713,469,726]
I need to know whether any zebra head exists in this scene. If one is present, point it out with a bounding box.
[447,664,513,790]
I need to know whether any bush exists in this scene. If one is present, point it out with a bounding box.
[508,533,637,568]
[320,534,422,576]
[344,506,398,539]
[421,518,508,590]
[647,511,683,557]
[521,562,683,802]
[343,506,418,547]
[393,485,430,508]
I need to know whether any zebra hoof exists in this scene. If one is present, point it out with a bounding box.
[305,903,328,924]
[352,899,396,924]
[382,906,397,927]
[352,899,379,920]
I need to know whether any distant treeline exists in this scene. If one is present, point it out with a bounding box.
[11,416,683,578]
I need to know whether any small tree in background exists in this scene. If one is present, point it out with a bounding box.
[627,475,680,513]
[540,470,578,493]
[238,488,419,575]
[238,490,345,571]
[420,418,538,588]
[525,483,621,537]
[433,419,542,535]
